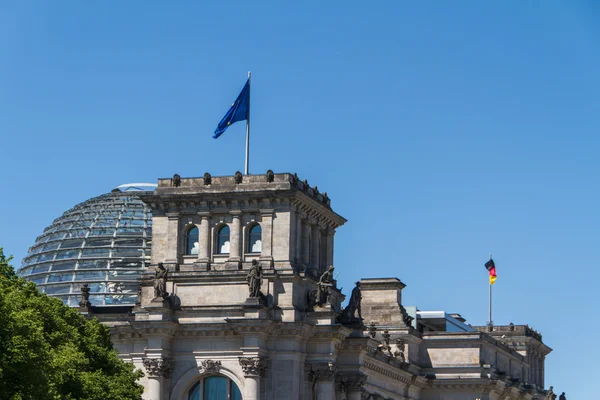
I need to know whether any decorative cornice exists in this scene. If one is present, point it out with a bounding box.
[142,357,174,378]
[199,359,222,374]
[238,357,268,377]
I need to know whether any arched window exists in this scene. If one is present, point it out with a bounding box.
[247,224,262,253]
[216,225,230,254]
[188,376,242,400]
[185,226,199,255]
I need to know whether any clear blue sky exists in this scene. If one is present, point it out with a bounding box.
[1,1,598,397]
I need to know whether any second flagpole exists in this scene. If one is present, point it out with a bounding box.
[488,253,492,326]
[244,71,251,175]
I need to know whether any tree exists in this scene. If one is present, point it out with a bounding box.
[0,248,144,400]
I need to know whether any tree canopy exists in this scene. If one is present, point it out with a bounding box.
[0,248,144,400]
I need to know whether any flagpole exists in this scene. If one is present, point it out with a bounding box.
[244,71,251,175]
[488,253,492,325]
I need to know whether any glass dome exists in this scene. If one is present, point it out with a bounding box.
[17,184,156,307]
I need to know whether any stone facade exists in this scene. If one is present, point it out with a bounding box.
[94,172,554,400]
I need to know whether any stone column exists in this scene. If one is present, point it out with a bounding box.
[340,373,367,400]
[302,219,311,268]
[306,363,336,400]
[197,213,211,264]
[295,211,304,265]
[289,207,297,262]
[325,229,335,269]
[229,212,242,264]
[260,209,274,263]
[239,357,267,400]
[310,223,320,275]
[165,213,180,264]
[142,358,173,400]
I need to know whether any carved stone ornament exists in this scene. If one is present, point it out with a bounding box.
[337,373,367,392]
[203,172,212,185]
[239,357,267,377]
[142,357,174,378]
[509,322,515,331]
[172,173,181,187]
[368,322,377,339]
[234,171,243,184]
[266,169,274,182]
[199,359,222,374]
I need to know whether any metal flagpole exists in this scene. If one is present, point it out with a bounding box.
[244,71,251,175]
[488,253,492,325]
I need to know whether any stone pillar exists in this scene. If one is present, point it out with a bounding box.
[142,358,173,400]
[325,229,335,269]
[295,211,304,264]
[239,357,267,400]
[306,363,336,400]
[197,213,211,264]
[310,224,320,274]
[289,207,297,262]
[302,219,311,268]
[259,209,274,263]
[165,213,179,264]
[229,212,242,264]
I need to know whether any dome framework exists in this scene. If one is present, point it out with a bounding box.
[18,187,154,306]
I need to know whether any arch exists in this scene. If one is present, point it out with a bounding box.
[185,226,199,255]
[216,225,230,254]
[171,364,244,400]
[246,223,262,253]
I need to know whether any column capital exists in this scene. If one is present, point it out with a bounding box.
[142,357,174,378]
[305,362,336,382]
[238,356,268,377]
[337,372,367,392]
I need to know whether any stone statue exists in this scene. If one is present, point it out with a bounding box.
[203,172,212,185]
[234,171,243,184]
[172,174,181,187]
[315,265,335,307]
[153,263,169,300]
[559,393,566,400]
[79,283,91,307]
[247,260,263,298]
[266,169,274,182]
[545,387,554,400]
[338,281,363,326]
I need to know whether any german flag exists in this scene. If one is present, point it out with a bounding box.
[485,259,497,285]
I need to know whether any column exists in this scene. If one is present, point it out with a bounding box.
[165,213,179,264]
[302,219,311,267]
[239,357,267,400]
[197,213,211,263]
[260,209,274,262]
[310,223,320,274]
[344,374,367,400]
[142,358,173,400]
[289,207,297,262]
[229,212,242,263]
[326,229,335,269]
[295,211,304,264]
[306,363,336,400]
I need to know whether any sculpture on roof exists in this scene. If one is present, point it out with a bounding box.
[315,266,335,307]
[153,263,169,300]
[338,281,363,326]
[559,392,566,400]
[172,174,181,187]
[235,171,243,184]
[203,172,212,185]
[266,169,274,183]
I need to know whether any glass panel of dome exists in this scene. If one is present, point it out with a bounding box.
[47,232,66,241]
[38,253,55,262]
[60,239,84,249]
[111,261,142,269]
[90,228,115,236]
[121,219,144,227]
[117,227,143,236]
[42,242,60,252]
[108,270,139,280]
[106,295,137,305]
[56,295,69,305]
[93,220,116,227]
[68,297,80,307]
[31,276,47,284]
[89,295,104,305]
[51,261,77,272]
[47,273,72,283]
[45,284,71,295]
[81,248,110,257]
[77,260,108,269]
[112,248,143,257]
[85,238,113,247]
[66,229,88,239]
[19,267,33,276]
[32,263,51,274]
[73,282,105,293]
[74,271,106,281]
[113,238,143,247]
[55,249,80,260]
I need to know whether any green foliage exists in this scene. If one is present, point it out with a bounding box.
[0,248,144,400]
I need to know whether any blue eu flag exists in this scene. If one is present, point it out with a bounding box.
[213,79,250,139]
